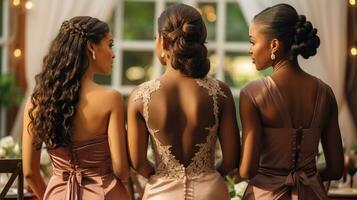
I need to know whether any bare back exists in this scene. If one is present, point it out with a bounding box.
[138,77,226,166]
[128,74,239,181]
[71,83,117,141]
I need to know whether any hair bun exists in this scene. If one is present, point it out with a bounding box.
[298,15,306,23]
[158,4,210,78]
[290,15,320,59]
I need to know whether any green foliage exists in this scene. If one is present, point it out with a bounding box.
[0,73,23,107]
[226,175,248,199]
[123,2,155,40]
[226,3,249,42]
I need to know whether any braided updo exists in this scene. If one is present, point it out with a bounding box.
[29,16,109,149]
[253,4,320,60]
[158,3,210,78]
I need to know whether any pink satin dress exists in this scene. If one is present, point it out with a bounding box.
[43,135,129,200]
[133,78,230,200]
[241,76,330,200]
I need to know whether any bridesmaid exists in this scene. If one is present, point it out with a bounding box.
[22,16,130,200]
[239,4,344,200]
[127,3,240,200]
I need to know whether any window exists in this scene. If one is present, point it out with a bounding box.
[102,0,272,124]
[0,0,9,136]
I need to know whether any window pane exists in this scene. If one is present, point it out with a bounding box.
[207,51,217,78]
[0,48,2,75]
[123,95,129,111]
[0,0,3,37]
[234,97,241,129]
[123,1,155,40]
[0,108,2,135]
[0,47,2,74]
[198,3,216,41]
[94,74,111,85]
[107,10,115,32]
[226,3,249,42]
[224,52,272,87]
[122,51,153,86]
[166,0,179,7]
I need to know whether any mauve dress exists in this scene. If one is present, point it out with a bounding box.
[133,78,230,200]
[241,76,330,200]
[43,135,129,200]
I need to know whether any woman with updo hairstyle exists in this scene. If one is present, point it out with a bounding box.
[127,3,240,200]
[22,16,130,200]
[239,4,344,199]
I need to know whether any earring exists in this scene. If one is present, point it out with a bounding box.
[92,51,96,60]
[161,52,165,58]
[270,52,276,60]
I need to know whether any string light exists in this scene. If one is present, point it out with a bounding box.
[25,1,33,10]
[349,0,356,6]
[14,49,22,58]
[351,47,357,56]
[13,0,20,6]
[207,13,217,22]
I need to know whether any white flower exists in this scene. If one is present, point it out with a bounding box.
[234,181,248,196]
[0,148,6,158]
[13,143,21,155]
[231,197,241,200]
[0,136,15,149]
[40,149,51,165]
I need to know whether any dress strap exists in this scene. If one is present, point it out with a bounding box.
[133,79,161,133]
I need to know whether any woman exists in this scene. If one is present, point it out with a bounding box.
[22,16,130,200]
[127,3,240,200]
[239,4,344,200]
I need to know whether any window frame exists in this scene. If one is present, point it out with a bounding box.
[111,0,250,97]
[0,0,9,137]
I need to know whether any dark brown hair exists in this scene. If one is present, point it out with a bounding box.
[254,4,320,60]
[158,3,210,78]
[29,16,109,149]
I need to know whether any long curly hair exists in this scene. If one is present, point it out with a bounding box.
[29,16,109,149]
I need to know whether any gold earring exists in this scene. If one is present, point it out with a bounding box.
[270,52,276,60]
[92,51,96,60]
[161,52,165,58]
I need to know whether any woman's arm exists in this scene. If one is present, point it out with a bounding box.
[22,99,46,199]
[217,83,240,176]
[127,91,154,178]
[239,90,263,179]
[318,89,344,181]
[107,91,130,182]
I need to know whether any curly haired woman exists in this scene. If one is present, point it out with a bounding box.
[22,16,130,200]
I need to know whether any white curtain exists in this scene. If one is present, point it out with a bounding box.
[10,0,117,137]
[237,0,357,148]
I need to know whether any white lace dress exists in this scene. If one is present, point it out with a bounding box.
[133,78,230,200]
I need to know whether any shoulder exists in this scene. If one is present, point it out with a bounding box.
[216,79,233,98]
[196,77,229,97]
[239,77,268,107]
[240,77,267,98]
[23,97,34,117]
[314,77,337,107]
[241,78,266,95]
[129,79,161,102]
[92,86,124,108]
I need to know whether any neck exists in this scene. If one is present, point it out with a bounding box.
[272,58,302,75]
[162,59,187,79]
[81,65,95,86]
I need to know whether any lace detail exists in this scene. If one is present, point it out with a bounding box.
[133,79,161,134]
[133,78,226,178]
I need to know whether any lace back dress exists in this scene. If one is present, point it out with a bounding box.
[133,78,230,200]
